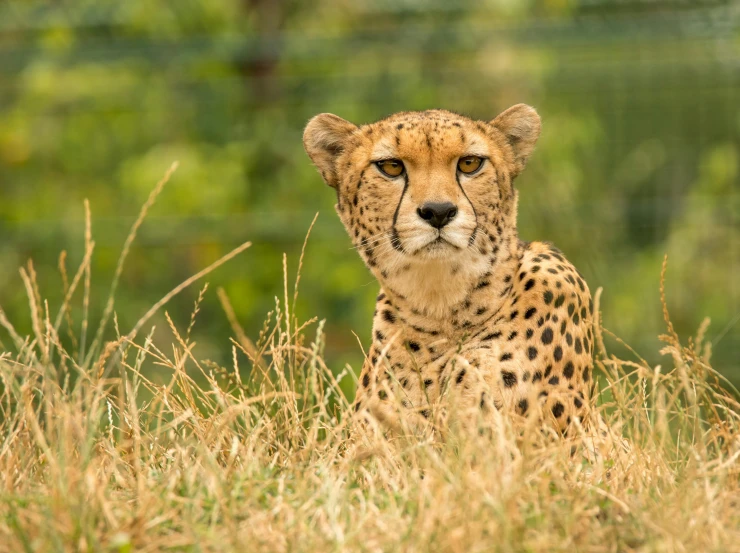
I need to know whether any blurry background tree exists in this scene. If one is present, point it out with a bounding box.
[0,0,738,395]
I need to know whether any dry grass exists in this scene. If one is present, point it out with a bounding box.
[0,169,739,553]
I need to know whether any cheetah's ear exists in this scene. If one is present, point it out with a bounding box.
[491,104,541,177]
[303,113,358,188]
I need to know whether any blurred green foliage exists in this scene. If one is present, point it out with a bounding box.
[1,0,738,389]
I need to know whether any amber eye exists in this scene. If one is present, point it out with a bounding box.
[457,156,484,174]
[375,159,405,178]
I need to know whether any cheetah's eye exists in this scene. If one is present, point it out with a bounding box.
[457,156,484,175]
[375,159,405,178]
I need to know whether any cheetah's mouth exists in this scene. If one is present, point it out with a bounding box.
[390,223,477,259]
[426,236,453,248]
[417,233,461,255]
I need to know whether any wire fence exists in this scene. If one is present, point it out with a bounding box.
[0,0,738,382]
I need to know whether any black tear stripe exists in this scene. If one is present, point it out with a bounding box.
[454,172,478,247]
[390,173,410,252]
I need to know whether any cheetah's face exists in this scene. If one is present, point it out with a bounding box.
[303,106,541,283]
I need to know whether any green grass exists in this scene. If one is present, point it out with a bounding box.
[0,167,738,552]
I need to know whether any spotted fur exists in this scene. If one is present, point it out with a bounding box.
[303,105,594,434]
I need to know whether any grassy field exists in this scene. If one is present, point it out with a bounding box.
[1,171,738,553]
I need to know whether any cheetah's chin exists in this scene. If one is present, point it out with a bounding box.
[411,237,465,261]
[411,229,475,258]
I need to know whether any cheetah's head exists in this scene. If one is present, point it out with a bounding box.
[303,106,540,309]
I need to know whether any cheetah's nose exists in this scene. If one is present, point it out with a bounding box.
[417,202,458,229]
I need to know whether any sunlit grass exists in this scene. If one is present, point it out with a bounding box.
[0,167,738,553]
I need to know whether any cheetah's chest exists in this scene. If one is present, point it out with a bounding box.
[355,241,595,432]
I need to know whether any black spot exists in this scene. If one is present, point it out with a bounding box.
[423,379,433,388]
[383,310,396,323]
[355,402,361,412]
[500,352,513,362]
[527,347,538,360]
[582,366,590,382]
[407,341,421,352]
[541,327,554,345]
[563,361,575,379]
[518,398,529,414]
[401,378,409,388]
[577,277,585,292]
[362,373,370,388]
[574,397,583,408]
[509,310,519,320]
[524,307,537,319]
[575,337,582,354]
[475,280,490,290]
[502,371,517,387]
[565,333,573,346]
[581,306,587,320]
[378,390,387,400]
[547,268,558,274]
[397,123,404,130]
[524,279,535,291]
[421,409,430,419]
[543,290,554,304]
[567,304,575,317]
[548,376,560,385]
[522,371,530,382]
[560,320,567,335]
[554,346,563,362]
[482,331,502,341]
[375,330,385,341]
[476,307,487,315]
[531,265,541,273]
[456,369,466,384]
[526,328,534,339]
[532,371,543,382]
[552,402,565,418]
[537,317,545,327]
[573,313,580,325]
[554,294,565,308]
[544,365,552,378]
[553,314,559,322]
[507,331,518,341]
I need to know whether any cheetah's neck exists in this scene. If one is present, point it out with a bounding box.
[381,229,523,334]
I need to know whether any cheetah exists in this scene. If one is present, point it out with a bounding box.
[303,105,595,435]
